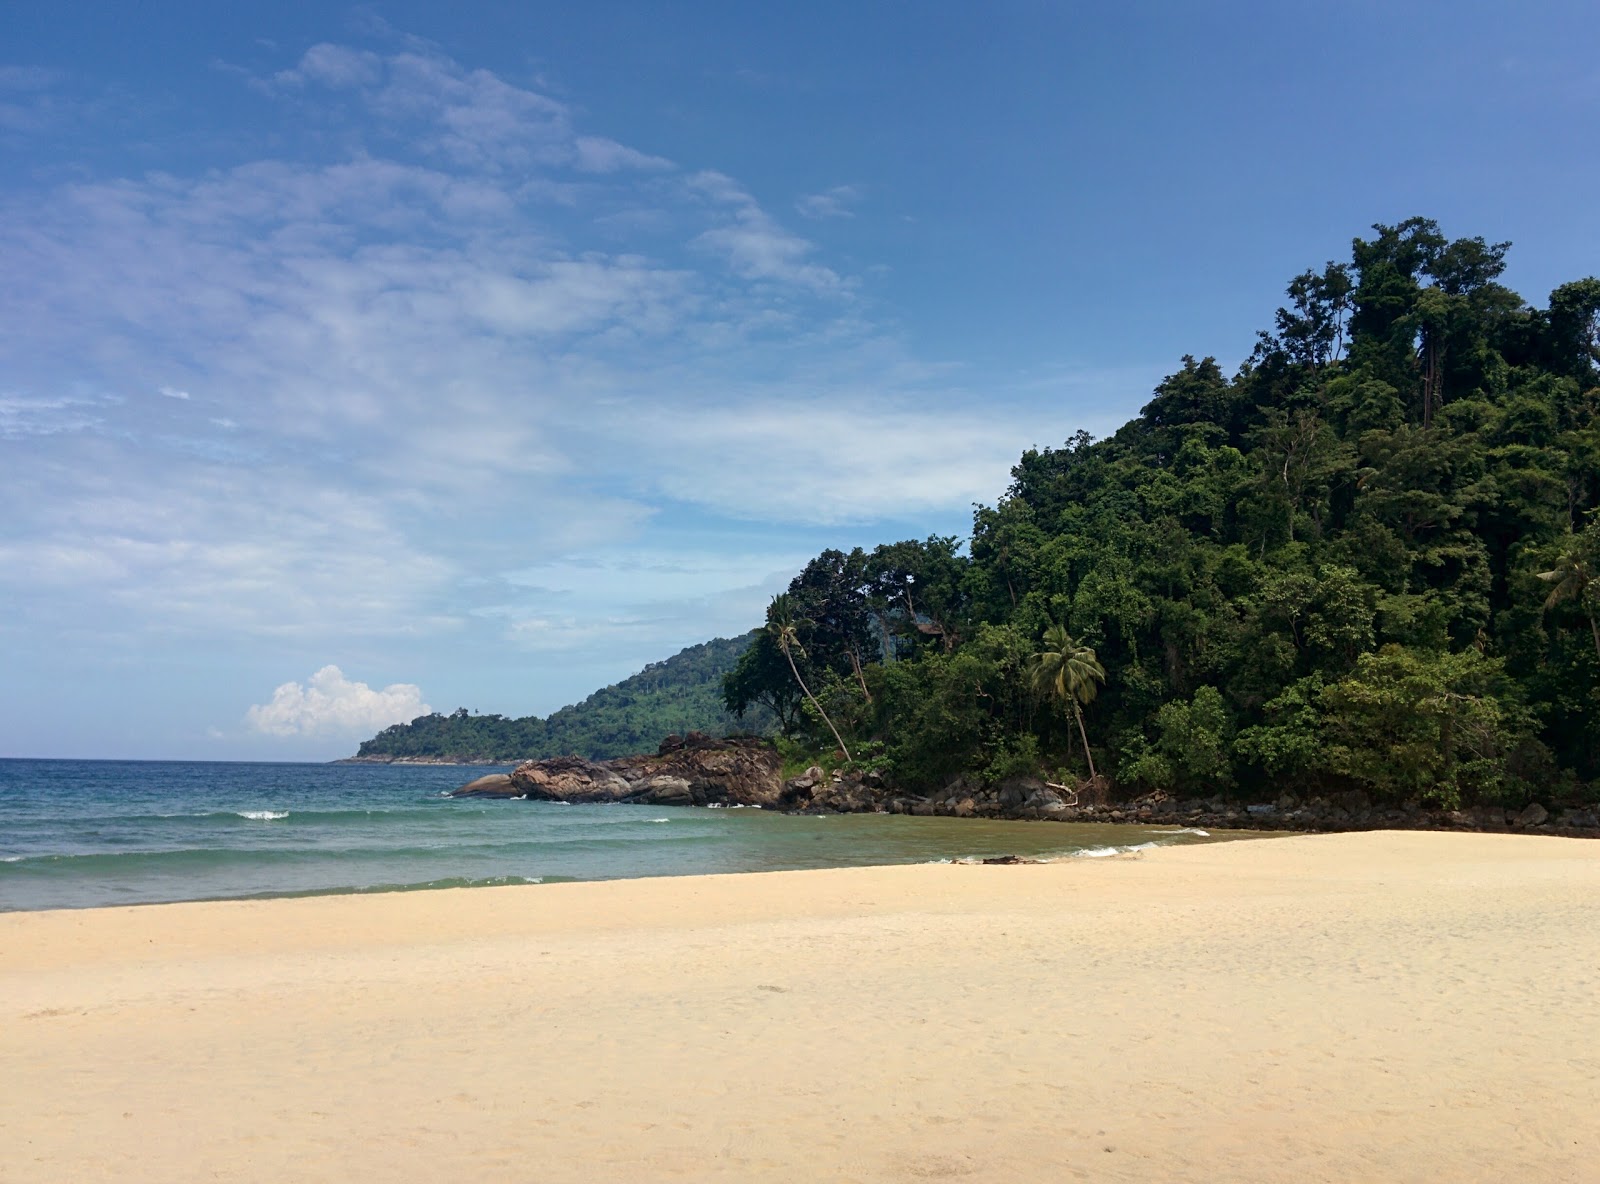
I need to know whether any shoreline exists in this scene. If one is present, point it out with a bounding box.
[0,816,1257,916]
[4,831,1597,1182]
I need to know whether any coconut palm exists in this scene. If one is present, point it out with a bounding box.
[1028,624,1107,780]
[1538,527,1600,662]
[767,593,852,762]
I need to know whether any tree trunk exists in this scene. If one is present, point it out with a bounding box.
[782,643,851,762]
[849,647,873,703]
[1590,609,1600,665]
[1072,701,1096,781]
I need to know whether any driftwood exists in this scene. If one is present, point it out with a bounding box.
[1046,781,1080,806]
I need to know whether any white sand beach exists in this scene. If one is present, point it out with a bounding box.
[2,830,1597,1182]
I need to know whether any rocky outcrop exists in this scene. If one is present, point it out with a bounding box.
[773,768,1600,837]
[450,733,783,807]
[451,735,1599,839]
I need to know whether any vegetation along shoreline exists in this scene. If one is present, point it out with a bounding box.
[447,735,1600,841]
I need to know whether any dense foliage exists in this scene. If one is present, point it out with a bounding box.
[356,634,772,761]
[724,219,1600,807]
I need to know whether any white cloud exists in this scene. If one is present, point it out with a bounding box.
[0,394,105,438]
[0,33,1135,695]
[246,665,431,736]
[573,135,673,173]
[276,43,383,89]
[688,170,846,293]
[0,456,462,639]
[795,185,860,220]
[608,396,1035,523]
[159,386,190,399]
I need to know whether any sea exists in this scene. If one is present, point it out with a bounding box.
[0,759,1228,912]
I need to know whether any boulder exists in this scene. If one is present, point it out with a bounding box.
[449,773,518,798]
[632,775,694,805]
[1515,802,1549,828]
[997,777,1043,809]
[512,755,633,802]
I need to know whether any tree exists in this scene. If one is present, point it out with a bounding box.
[1122,685,1235,793]
[785,548,875,700]
[1537,522,1600,662]
[766,594,852,761]
[1028,624,1106,780]
[722,631,805,734]
[1544,278,1600,384]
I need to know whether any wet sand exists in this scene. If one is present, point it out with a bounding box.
[2,830,1597,1182]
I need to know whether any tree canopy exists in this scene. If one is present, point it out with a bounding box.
[723,218,1600,808]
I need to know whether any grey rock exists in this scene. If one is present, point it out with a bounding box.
[1515,802,1549,828]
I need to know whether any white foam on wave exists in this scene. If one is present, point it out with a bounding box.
[1151,827,1210,837]
[1,854,23,862]
[1072,841,1161,858]
[646,818,670,824]
[236,810,289,821]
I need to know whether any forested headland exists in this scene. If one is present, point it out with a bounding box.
[723,219,1600,809]
[353,635,771,762]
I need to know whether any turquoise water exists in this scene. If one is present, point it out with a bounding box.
[0,759,1227,911]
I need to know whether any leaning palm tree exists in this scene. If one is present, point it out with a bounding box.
[1538,527,1600,662]
[767,594,852,762]
[1028,624,1106,781]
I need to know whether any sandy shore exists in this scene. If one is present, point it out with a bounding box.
[3,831,1597,1183]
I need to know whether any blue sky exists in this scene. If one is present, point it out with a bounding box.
[3,1,1598,759]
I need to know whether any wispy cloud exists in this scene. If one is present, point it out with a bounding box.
[795,184,861,220]
[0,394,107,438]
[0,33,1119,747]
[688,170,848,293]
[0,64,75,136]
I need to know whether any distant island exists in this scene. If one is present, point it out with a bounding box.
[349,634,775,763]
[357,218,1599,815]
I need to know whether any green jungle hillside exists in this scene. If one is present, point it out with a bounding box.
[354,634,771,762]
[722,218,1600,808]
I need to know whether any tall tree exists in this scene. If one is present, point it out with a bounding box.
[767,594,852,761]
[1028,624,1106,780]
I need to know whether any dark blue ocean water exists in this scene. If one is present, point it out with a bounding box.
[0,759,1224,911]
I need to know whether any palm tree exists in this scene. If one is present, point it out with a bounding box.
[767,594,852,762]
[1028,624,1106,780]
[1538,527,1600,662]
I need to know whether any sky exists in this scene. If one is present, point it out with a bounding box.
[3,1,1598,760]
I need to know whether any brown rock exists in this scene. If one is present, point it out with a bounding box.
[506,737,783,808]
[449,773,518,798]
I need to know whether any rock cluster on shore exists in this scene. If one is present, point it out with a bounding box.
[451,733,783,807]
[450,736,1600,838]
[871,780,1600,837]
